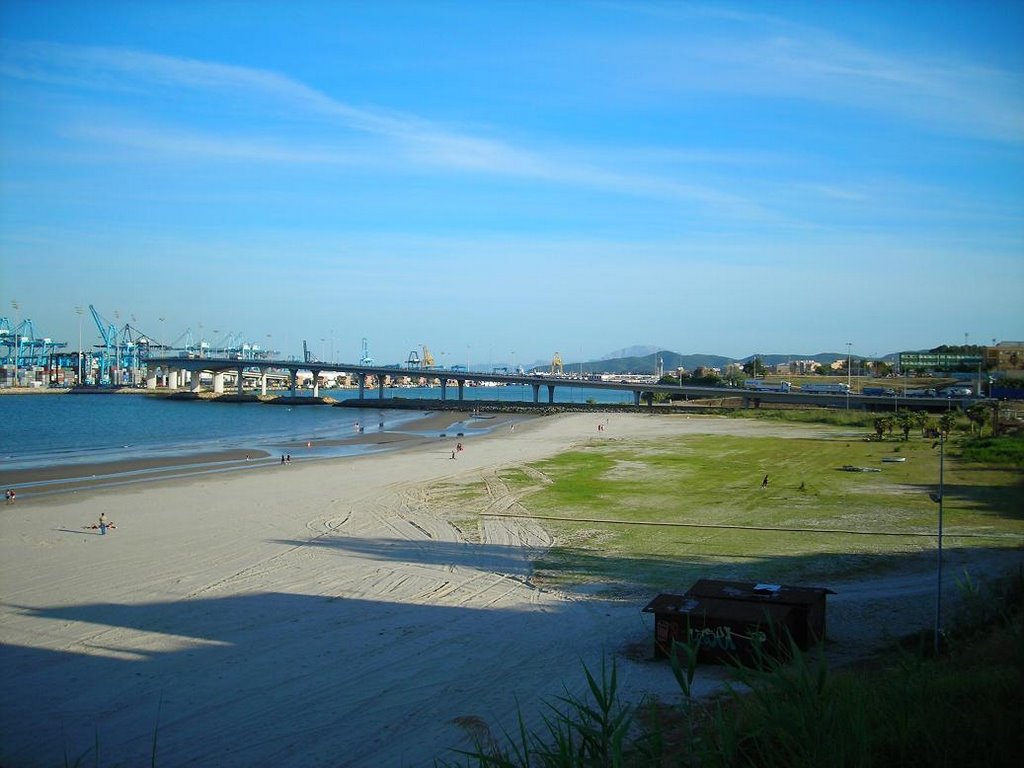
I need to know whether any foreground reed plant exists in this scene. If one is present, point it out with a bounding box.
[447,568,1024,768]
[442,656,654,767]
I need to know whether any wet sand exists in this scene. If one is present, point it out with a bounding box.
[0,410,482,498]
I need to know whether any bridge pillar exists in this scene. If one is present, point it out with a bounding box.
[457,379,465,401]
[547,384,555,404]
[146,370,158,389]
[191,370,202,393]
[289,369,297,397]
[260,372,267,396]
[377,376,384,399]
[213,371,225,394]
[532,384,540,403]
[312,371,320,398]
[237,366,245,395]
[644,392,654,407]
[440,379,447,401]
[633,391,641,406]
[357,373,366,399]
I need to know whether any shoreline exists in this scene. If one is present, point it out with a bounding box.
[0,409,514,497]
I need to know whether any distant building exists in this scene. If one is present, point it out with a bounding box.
[985,341,1024,372]
[898,351,983,372]
[774,360,819,375]
[692,366,721,379]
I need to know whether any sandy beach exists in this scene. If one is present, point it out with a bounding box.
[1,411,1019,767]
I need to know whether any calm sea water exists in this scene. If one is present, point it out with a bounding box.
[0,394,430,471]
[0,384,631,472]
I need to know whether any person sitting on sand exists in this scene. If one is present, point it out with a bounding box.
[88,513,115,534]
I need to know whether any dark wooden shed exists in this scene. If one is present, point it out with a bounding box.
[684,579,834,650]
[642,592,797,665]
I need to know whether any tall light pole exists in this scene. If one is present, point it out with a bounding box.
[75,306,84,385]
[11,300,20,386]
[846,342,852,389]
[932,431,945,655]
[846,341,852,409]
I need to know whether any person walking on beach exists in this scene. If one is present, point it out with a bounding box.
[5,489,15,504]
[98,512,109,535]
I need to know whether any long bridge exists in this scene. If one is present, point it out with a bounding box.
[143,355,976,412]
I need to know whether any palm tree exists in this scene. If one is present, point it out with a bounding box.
[896,411,915,441]
[873,415,894,440]
[966,403,989,436]
[939,411,957,437]
[912,410,931,437]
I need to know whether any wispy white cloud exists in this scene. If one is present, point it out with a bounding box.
[623,12,1024,144]
[64,120,373,166]
[1,40,765,215]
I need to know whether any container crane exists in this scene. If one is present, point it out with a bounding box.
[360,337,374,366]
[88,305,119,384]
[551,352,564,375]
[0,318,67,370]
[87,306,156,384]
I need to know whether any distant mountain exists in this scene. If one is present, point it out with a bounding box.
[514,348,900,374]
[573,350,734,375]
[599,345,661,361]
[553,349,899,375]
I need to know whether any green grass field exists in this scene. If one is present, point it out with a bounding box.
[441,416,1024,768]
[481,422,1024,593]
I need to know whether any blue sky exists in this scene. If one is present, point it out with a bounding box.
[2,1,1022,367]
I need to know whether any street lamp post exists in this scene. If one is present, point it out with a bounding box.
[932,431,945,655]
[11,300,20,387]
[846,341,852,409]
[75,306,84,385]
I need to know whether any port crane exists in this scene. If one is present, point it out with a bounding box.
[0,317,67,370]
[550,352,564,375]
[359,337,374,366]
[406,344,436,369]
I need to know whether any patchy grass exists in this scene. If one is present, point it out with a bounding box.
[491,428,1024,593]
[957,435,1024,467]
[499,467,543,491]
[726,408,880,429]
